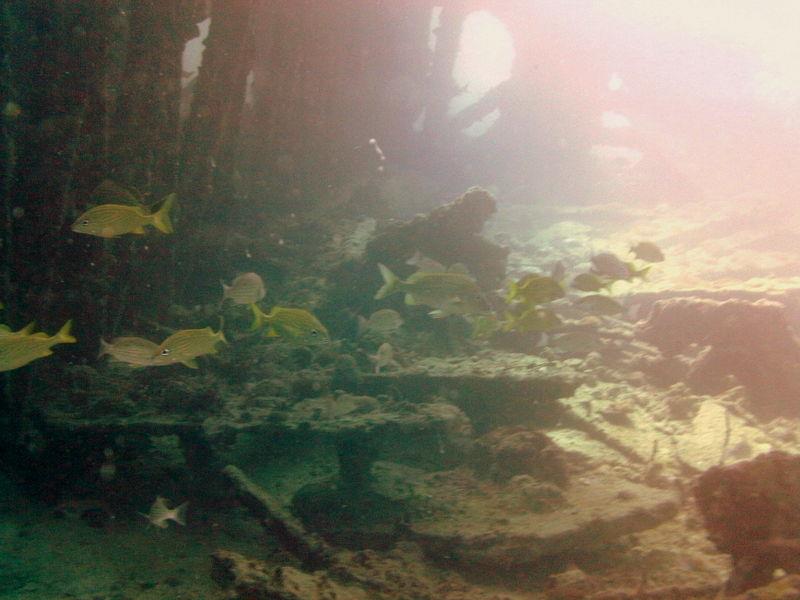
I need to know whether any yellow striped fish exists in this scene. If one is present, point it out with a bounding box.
[0,320,76,372]
[71,193,176,238]
[0,322,36,337]
[221,272,266,305]
[152,324,227,369]
[250,305,329,343]
[98,336,173,368]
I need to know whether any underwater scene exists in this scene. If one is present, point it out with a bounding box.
[4,1,800,598]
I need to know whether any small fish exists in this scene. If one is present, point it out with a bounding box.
[503,307,561,333]
[250,305,329,343]
[590,253,630,280]
[153,324,227,369]
[370,342,398,374]
[357,308,403,337]
[406,251,445,273]
[221,272,266,305]
[506,274,565,305]
[0,320,76,372]
[630,241,665,263]
[375,263,485,317]
[72,193,175,238]
[574,294,624,315]
[571,273,609,292]
[141,496,188,529]
[98,336,171,368]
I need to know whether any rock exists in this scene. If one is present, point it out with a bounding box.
[476,426,569,485]
[211,550,368,599]
[727,574,800,599]
[637,298,800,418]
[362,352,580,433]
[365,186,508,288]
[694,451,800,594]
[409,471,677,571]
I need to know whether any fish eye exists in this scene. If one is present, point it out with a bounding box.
[81,219,89,225]
[311,329,318,336]
[160,349,170,356]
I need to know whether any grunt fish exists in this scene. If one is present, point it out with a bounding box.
[153,324,227,369]
[221,272,266,305]
[357,308,403,337]
[0,320,76,372]
[0,322,36,337]
[506,274,565,305]
[571,273,609,292]
[98,336,172,368]
[72,193,175,238]
[250,305,329,343]
[590,253,630,280]
[375,263,485,318]
[630,241,665,263]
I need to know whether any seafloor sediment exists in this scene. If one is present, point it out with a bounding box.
[4,196,800,599]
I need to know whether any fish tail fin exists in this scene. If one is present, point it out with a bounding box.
[152,193,176,234]
[375,263,400,300]
[249,304,265,331]
[172,502,189,526]
[56,320,77,344]
[98,338,110,358]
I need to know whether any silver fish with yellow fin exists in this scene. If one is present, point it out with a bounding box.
[375,263,485,318]
[221,272,266,305]
[370,342,399,374]
[140,496,187,529]
[152,324,227,369]
[72,193,175,238]
[0,320,76,372]
[250,305,329,343]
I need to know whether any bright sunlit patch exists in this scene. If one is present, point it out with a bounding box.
[182,18,210,86]
[428,7,443,52]
[608,72,624,91]
[601,111,631,129]
[449,10,514,118]
[590,144,643,169]
[598,1,800,109]
[462,108,501,137]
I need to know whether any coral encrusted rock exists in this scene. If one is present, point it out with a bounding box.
[694,451,800,594]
